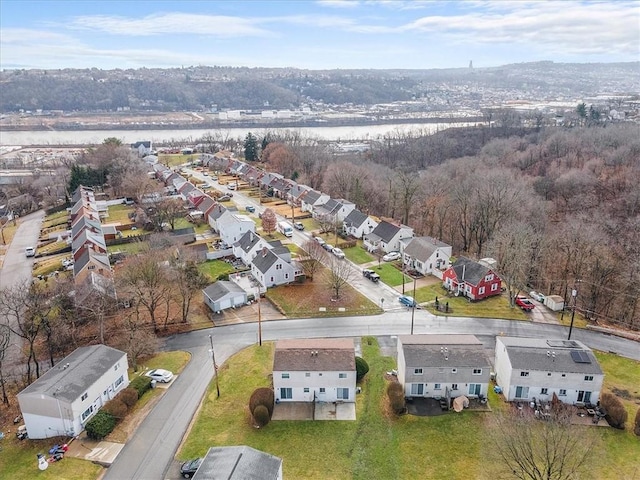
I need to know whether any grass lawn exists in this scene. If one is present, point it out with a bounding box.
[106,204,135,223]
[33,254,68,277]
[107,240,149,255]
[41,210,68,229]
[198,260,236,281]
[159,153,194,167]
[371,262,408,287]
[266,275,381,318]
[343,246,374,265]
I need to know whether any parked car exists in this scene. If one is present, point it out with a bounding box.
[529,291,545,302]
[314,236,326,246]
[293,221,305,231]
[323,243,334,252]
[227,183,237,190]
[245,205,256,213]
[145,368,174,383]
[382,251,401,262]
[202,171,209,176]
[515,296,535,311]
[25,247,36,257]
[332,247,345,259]
[399,295,417,308]
[180,458,203,478]
[217,195,231,202]
[362,269,380,283]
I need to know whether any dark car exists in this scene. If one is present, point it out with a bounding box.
[362,269,380,283]
[245,205,256,213]
[293,221,304,231]
[180,458,203,478]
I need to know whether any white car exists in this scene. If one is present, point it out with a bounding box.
[314,236,326,246]
[227,184,237,190]
[146,368,174,383]
[332,247,345,259]
[529,291,545,302]
[382,251,401,262]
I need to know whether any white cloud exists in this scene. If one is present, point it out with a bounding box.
[316,0,361,8]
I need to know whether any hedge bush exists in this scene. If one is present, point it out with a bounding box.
[600,392,627,429]
[130,375,153,398]
[634,407,640,436]
[253,405,271,427]
[85,411,116,440]
[249,387,274,418]
[119,387,139,408]
[102,399,128,420]
[355,356,369,382]
[387,382,405,415]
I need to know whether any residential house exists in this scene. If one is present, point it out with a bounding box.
[313,198,356,223]
[397,335,491,401]
[343,209,378,239]
[193,446,283,480]
[218,213,256,246]
[301,190,330,214]
[203,281,248,313]
[178,181,197,199]
[208,204,231,233]
[494,337,604,405]
[250,248,301,290]
[17,345,129,439]
[273,338,356,403]
[287,183,311,207]
[402,236,452,277]
[233,231,271,266]
[363,220,414,253]
[442,257,502,301]
[131,140,152,157]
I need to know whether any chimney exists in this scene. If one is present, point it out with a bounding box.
[262,247,268,257]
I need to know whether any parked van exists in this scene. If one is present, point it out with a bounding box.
[277,221,294,237]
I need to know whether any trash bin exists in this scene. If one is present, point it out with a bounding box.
[150,380,157,389]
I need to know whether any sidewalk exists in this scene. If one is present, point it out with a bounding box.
[65,434,125,467]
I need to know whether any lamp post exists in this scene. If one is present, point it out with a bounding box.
[208,335,220,398]
[567,288,578,340]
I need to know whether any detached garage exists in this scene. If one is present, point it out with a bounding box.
[203,281,248,313]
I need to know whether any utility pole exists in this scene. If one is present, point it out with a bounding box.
[567,288,578,340]
[257,289,262,346]
[208,335,220,398]
[410,276,417,335]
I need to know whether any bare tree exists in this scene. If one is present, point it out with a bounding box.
[0,324,10,405]
[325,256,354,300]
[171,255,209,323]
[395,169,422,226]
[489,408,597,480]
[300,239,327,280]
[261,208,277,237]
[116,310,160,372]
[149,197,185,231]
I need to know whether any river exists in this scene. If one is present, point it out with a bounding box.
[0,122,479,146]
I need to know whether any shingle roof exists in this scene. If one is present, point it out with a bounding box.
[449,257,492,286]
[344,209,368,228]
[404,236,451,262]
[303,190,323,204]
[235,231,263,253]
[369,220,401,243]
[193,446,282,480]
[18,345,126,403]
[274,338,355,371]
[252,248,279,274]
[203,281,247,302]
[399,335,489,368]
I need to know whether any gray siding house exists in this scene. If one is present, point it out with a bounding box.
[203,281,248,313]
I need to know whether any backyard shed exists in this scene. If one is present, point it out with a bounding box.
[203,281,248,313]
[544,295,565,312]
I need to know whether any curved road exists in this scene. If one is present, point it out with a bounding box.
[104,310,640,480]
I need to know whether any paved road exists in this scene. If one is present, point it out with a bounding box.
[106,308,640,480]
[0,210,45,368]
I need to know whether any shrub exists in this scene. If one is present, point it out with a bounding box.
[119,387,139,408]
[130,375,153,398]
[253,405,271,427]
[355,356,369,382]
[102,399,128,419]
[387,382,405,415]
[634,407,640,436]
[600,392,627,429]
[85,411,116,440]
[249,387,274,417]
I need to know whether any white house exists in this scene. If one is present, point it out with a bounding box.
[251,248,301,290]
[312,198,356,223]
[17,345,129,439]
[233,231,271,266]
[218,213,256,246]
[193,446,283,480]
[273,338,356,404]
[402,236,452,277]
[301,190,330,214]
[202,281,248,313]
[363,220,414,253]
[397,335,491,401]
[494,337,604,405]
[343,209,378,239]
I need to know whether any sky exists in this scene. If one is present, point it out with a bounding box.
[1,0,638,70]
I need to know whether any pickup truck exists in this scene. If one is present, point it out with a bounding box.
[515,296,535,311]
[362,269,380,283]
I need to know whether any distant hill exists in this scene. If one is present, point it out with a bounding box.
[1,62,638,113]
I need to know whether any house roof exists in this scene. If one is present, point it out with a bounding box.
[251,248,280,274]
[234,231,264,253]
[368,220,401,243]
[203,281,247,302]
[274,338,355,371]
[18,345,126,403]
[209,204,228,221]
[448,257,493,286]
[498,337,603,374]
[344,209,368,228]
[303,190,323,205]
[193,446,282,480]
[404,236,451,262]
[399,335,489,368]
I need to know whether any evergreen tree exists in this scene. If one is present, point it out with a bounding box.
[244,132,260,162]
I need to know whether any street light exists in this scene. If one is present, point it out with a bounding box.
[208,335,220,398]
[567,288,578,340]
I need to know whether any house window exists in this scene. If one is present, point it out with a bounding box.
[434,383,441,390]
[319,388,325,393]
[521,371,530,377]
[485,274,494,282]
[114,375,124,389]
[559,389,567,396]
[479,287,485,295]
[280,388,292,399]
[541,388,548,395]
[285,273,289,279]
[491,283,498,291]
[515,386,529,399]
[562,374,566,377]
[114,364,119,371]
[411,383,424,395]
[584,375,594,381]
[81,405,94,422]
[304,388,310,393]
[81,392,88,401]
[451,368,457,374]
[473,368,482,375]
[339,373,347,378]
[547,372,552,376]
[281,373,290,379]
[337,388,349,400]
[305,372,310,377]
[452,384,458,390]
[414,368,423,375]
[270,276,274,282]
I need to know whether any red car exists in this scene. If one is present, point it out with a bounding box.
[515,296,535,311]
